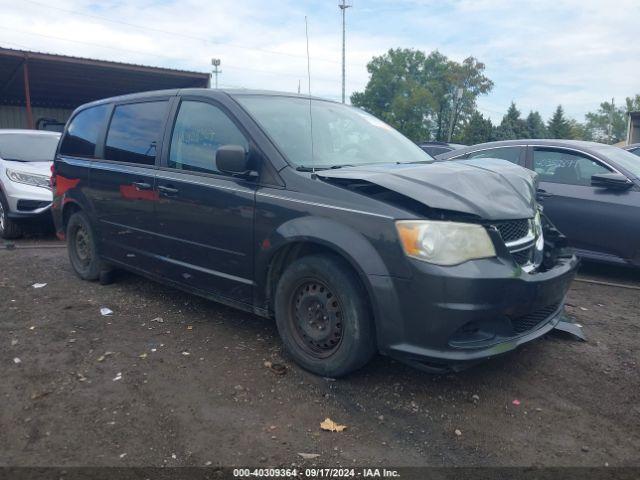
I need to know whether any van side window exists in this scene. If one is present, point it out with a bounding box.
[105,101,168,165]
[59,105,109,158]
[168,101,249,175]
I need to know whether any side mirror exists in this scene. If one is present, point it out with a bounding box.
[591,173,633,191]
[216,145,251,176]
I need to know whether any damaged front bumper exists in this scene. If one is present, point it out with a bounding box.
[370,218,580,372]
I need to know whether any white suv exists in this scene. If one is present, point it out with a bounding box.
[0,129,61,239]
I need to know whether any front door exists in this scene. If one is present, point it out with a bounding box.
[153,99,256,304]
[531,147,640,263]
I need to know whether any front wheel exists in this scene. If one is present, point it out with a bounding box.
[274,254,376,377]
[0,192,22,239]
[67,211,102,281]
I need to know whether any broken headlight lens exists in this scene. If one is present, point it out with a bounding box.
[396,220,496,265]
[6,168,51,189]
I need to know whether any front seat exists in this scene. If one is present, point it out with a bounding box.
[552,165,579,184]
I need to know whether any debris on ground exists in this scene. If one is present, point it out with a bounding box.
[151,317,164,323]
[182,351,190,356]
[298,453,321,460]
[320,418,347,432]
[11,339,18,346]
[472,394,480,404]
[32,283,47,289]
[97,351,114,362]
[30,391,51,401]
[113,372,122,381]
[76,372,88,382]
[119,453,127,459]
[454,429,462,437]
[13,357,21,364]
[139,353,148,359]
[100,307,113,316]
[264,361,287,375]
[512,399,521,406]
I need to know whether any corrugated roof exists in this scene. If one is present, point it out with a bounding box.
[0,46,210,109]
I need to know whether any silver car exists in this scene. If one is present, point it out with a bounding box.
[0,129,61,239]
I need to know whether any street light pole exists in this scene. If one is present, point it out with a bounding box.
[339,0,352,104]
[211,58,221,89]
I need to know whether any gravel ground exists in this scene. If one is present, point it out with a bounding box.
[1,235,639,468]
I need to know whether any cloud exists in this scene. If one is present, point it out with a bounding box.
[1,0,638,122]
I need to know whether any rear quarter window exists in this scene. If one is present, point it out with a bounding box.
[59,105,109,158]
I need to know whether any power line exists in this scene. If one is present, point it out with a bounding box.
[18,0,367,68]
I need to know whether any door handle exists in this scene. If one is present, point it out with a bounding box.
[132,181,152,191]
[158,185,179,196]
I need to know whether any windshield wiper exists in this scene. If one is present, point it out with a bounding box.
[296,164,355,172]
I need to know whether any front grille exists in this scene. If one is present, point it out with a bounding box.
[510,303,560,334]
[493,219,530,243]
[512,249,532,266]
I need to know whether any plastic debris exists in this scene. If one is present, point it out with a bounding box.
[11,339,18,346]
[454,429,462,436]
[264,361,287,375]
[100,307,113,316]
[32,283,47,289]
[139,353,148,359]
[512,399,521,406]
[151,317,164,323]
[182,351,190,356]
[298,453,321,460]
[320,418,347,432]
[13,357,22,364]
[187,325,193,330]
[113,372,122,381]
[119,453,127,459]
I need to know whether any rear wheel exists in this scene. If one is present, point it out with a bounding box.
[0,192,22,239]
[274,254,376,377]
[67,211,102,281]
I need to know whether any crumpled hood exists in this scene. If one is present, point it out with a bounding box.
[317,158,538,220]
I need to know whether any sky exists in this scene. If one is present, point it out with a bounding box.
[1,0,638,123]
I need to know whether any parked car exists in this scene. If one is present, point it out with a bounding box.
[0,129,61,239]
[623,143,640,156]
[438,140,640,267]
[418,141,466,157]
[52,89,577,376]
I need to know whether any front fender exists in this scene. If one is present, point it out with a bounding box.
[254,215,394,313]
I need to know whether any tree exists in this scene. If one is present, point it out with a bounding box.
[525,111,547,138]
[492,102,528,140]
[351,49,493,142]
[460,111,493,144]
[584,99,627,143]
[547,105,573,139]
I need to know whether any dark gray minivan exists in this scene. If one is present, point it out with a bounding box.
[53,89,578,376]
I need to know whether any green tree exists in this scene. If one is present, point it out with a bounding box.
[351,49,493,142]
[547,105,573,139]
[526,111,547,138]
[584,99,627,143]
[460,111,493,144]
[569,120,592,141]
[493,102,528,140]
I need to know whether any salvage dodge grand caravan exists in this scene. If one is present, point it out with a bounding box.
[52,89,578,376]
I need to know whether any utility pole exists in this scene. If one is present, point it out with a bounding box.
[211,58,221,89]
[339,0,352,103]
[608,97,614,143]
[447,87,464,142]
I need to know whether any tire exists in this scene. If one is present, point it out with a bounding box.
[66,211,102,281]
[0,191,22,239]
[274,254,376,377]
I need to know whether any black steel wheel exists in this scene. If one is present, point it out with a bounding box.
[275,254,376,377]
[67,211,101,281]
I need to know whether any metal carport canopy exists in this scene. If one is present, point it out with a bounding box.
[0,47,211,127]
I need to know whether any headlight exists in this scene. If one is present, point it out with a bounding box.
[6,168,51,189]
[396,220,496,265]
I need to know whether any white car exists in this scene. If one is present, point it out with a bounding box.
[0,129,61,239]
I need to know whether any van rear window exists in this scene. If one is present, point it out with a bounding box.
[59,105,109,158]
[105,101,168,165]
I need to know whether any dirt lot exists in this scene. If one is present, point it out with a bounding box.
[1,234,639,468]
